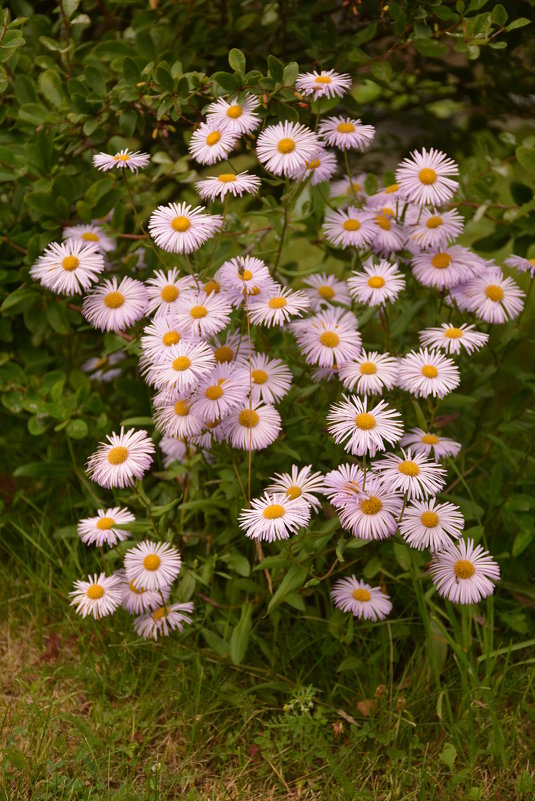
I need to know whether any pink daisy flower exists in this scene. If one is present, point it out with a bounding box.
[418,323,488,355]
[134,602,194,640]
[249,353,293,404]
[92,148,150,173]
[338,476,403,540]
[189,120,238,165]
[247,286,310,327]
[174,290,232,338]
[291,307,362,368]
[464,268,525,324]
[86,427,155,489]
[148,202,223,254]
[347,259,405,306]
[395,148,459,206]
[327,395,403,457]
[222,401,281,451]
[302,272,351,311]
[318,116,375,151]
[295,69,352,99]
[398,348,460,399]
[504,254,535,279]
[429,539,500,604]
[256,121,319,177]
[30,241,105,296]
[124,540,182,591]
[145,267,196,318]
[372,448,446,500]
[82,276,148,332]
[196,170,261,201]
[238,492,311,542]
[206,93,261,135]
[70,573,122,619]
[323,463,366,508]
[400,428,461,460]
[289,147,338,185]
[267,465,325,511]
[407,207,464,250]
[331,577,392,621]
[323,207,376,249]
[400,498,464,551]
[338,350,399,395]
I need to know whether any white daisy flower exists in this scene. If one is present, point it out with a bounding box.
[249,352,293,404]
[145,340,215,392]
[206,93,261,135]
[327,395,403,457]
[338,476,403,540]
[318,115,375,151]
[148,202,223,254]
[195,170,261,201]
[77,507,135,548]
[372,448,446,500]
[174,290,232,338]
[212,331,251,365]
[370,209,407,255]
[222,401,282,451]
[504,254,535,279]
[323,463,366,508]
[92,148,150,173]
[347,259,405,306]
[189,120,238,165]
[267,465,325,511]
[145,268,196,318]
[289,147,338,185]
[291,307,362,368]
[398,348,460,399]
[395,148,459,206]
[464,268,525,324]
[63,224,115,253]
[295,69,352,98]
[238,492,311,542]
[331,577,392,621]
[140,318,197,367]
[152,391,204,439]
[367,182,404,208]
[247,286,310,327]
[256,121,319,177]
[30,240,105,296]
[82,276,148,332]
[418,323,489,355]
[330,173,368,200]
[124,540,182,591]
[407,207,464,250]
[190,362,250,421]
[412,247,480,290]
[301,272,351,311]
[86,427,155,488]
[69,573,122,619]
[216,255,274,306]
[159,435,189,468]
[429,539,500,604]
[115,569,171,615]
[400,498,464,551]
[338,350,399,395]
[134,602,194,640]
[82,351,125,383]
[323,207,376,249]
[400,428,461,460]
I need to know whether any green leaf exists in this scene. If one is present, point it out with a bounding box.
[439,743,457,770]
[155,64,174,92]
[28,415,50,436]
[45,303,70,335]
[411,400,429,431]
[512,530,531,558]
[506,18,530,31]
[66,419,88,439]
[491,4,507,26]
[516,146,535,175]
[370,61,392,82]
[267,565,307,613]
[123,57,141,85]
[228,48,246,75]
[283,61,298,84]
[267,54,284,83]
[63,0,81,18]
[230,603,253,664]
[38,70,65,108]
[413,38,448,57]
[211,71,240,92]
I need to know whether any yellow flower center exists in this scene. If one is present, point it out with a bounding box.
[337,122,355,133]
[352,587,371,602]
[444,327,463,339]
[360,361,377,375]
[174,400,190,416]
[319,330,340,348]
[160,285,179,303]
[421,365,438,378]
[262,504,285,519]
[285,485,302,500]
[307,159,321,169]
[129,580,144,594]
[171,215,191,232]
[250,286,261,295]
[206,131,222,146]
[368,276,385,289]
[454,559,476,579]
[143,554,161,571]
[360,496,383,515]
[96,516,115,530]
[344,480,361,494]
[162,330,180,346]
[420,511,439,527]
[62,255,79,271]
[375,215,391,231]
[268,297,287,309]
[239,269,253,281]
[318,285,335,299]
[214,345,233,363]
[204,279,220,294]
[239,409,259,428]
[152,605,170,621]
[172,356,191,371]
[529,258,535,266]
[315,75,332,84]
[426,216,443,229]
[104,291,125,309]
[385,183,400,194]
[205,385,224,400]
[432,253,451,269]
[421,434,439,444]
[355,412,376,430]
[346,182,361,195]
[277,137,295,154]
[418,167,437,185]
[114,153,131,161]
[86,584,105,600]
[485,284,504,302]
[190,305,208,319]
[81,232,99,242]
[252,369,268,384]
[107,446,128,465]
[226,104,242,119]
[343,219,361,231]
[218,173,236,183]
[398,460,420,476]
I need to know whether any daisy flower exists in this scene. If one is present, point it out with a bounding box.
[248,353,293,404]
[256,121,319,177]
[289,147,338,185]
[159,435,189,468]
[153,391,204,439]
[238,492,311,542]
[464,267,525,324]
[323,463,366,508]
[372,448,446,500]
[30,241,105,296]
[330,174,368,200]
[323,207,376,249]
[400,498,464,551]
[124,540,182,591]
[338,350,399,395]
[247,286,310,327]
[140,318,197,367]
[82,276,148,332]
[134,602,194,640]
[302,272,351,311]
[504,254,535,279]
[367,182,404,208]
[77,507,135,548]
[412,247,479,290]
[331,577,392,621]
[189,120,238,165]
[222,401,282,451]
[145,340,215,392]
[86,427,155,488]
[400,428,461,460]
[347,259,405,306]
[206,93,261,135]
[291,307,362,368]
[267,465,325,510]
[395,148,459,206]
[429,539,500,604]
[82,351,125,383]
[115,569,171,615]
[296,69,352,99]
[92,148,150,173]
[398,348,460,399]
[327,395,403,457]
[174,290,232,338]
[370,209,406,255]
[145,268,196,318]
[216,255,274,306]
[212,331,251,365]
[419,323,488,355]
[190,362,250,421]
[338,476,403,540]
[148,202,223,254]
[69,573,122,619]
[407,208,464,250]
[63,224,114,253]
[318,116,375,151]
[195,170,261,201]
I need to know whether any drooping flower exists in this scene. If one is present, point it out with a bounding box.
[372,448,446,500]
[429,539,500,604]
[159,435,189,468]
[318,116,375,151]
[148,202,223,254]
[398,348,460,399]
[92,148,150,173]
[211,331,252,366]
[330,173,368,200]
[82,351,126,383]
[86,427,155,488]
[78,507,135,548]
[418,323,489,355]
[400,498,464,551]
[196,171,261,201]
[256,121,319,177]
[395,148,459,206]
[295,69,352,99]
[238,492,311,542]
[267,465,325,511]
[327,395,403,457]
[124,540,182,591]
[134,602,194,640]
[331,577,392,620]
[338,350,399,395]
[206,93,261,135]
[216,255,274,306]
[347,259,405,306]
[30,241,105,296]
[69,573,122,619]
[370,208,407,255]
[82,276,148,332]
[323,463,366,508]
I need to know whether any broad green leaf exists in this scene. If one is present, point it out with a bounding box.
[228,48,246,75]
